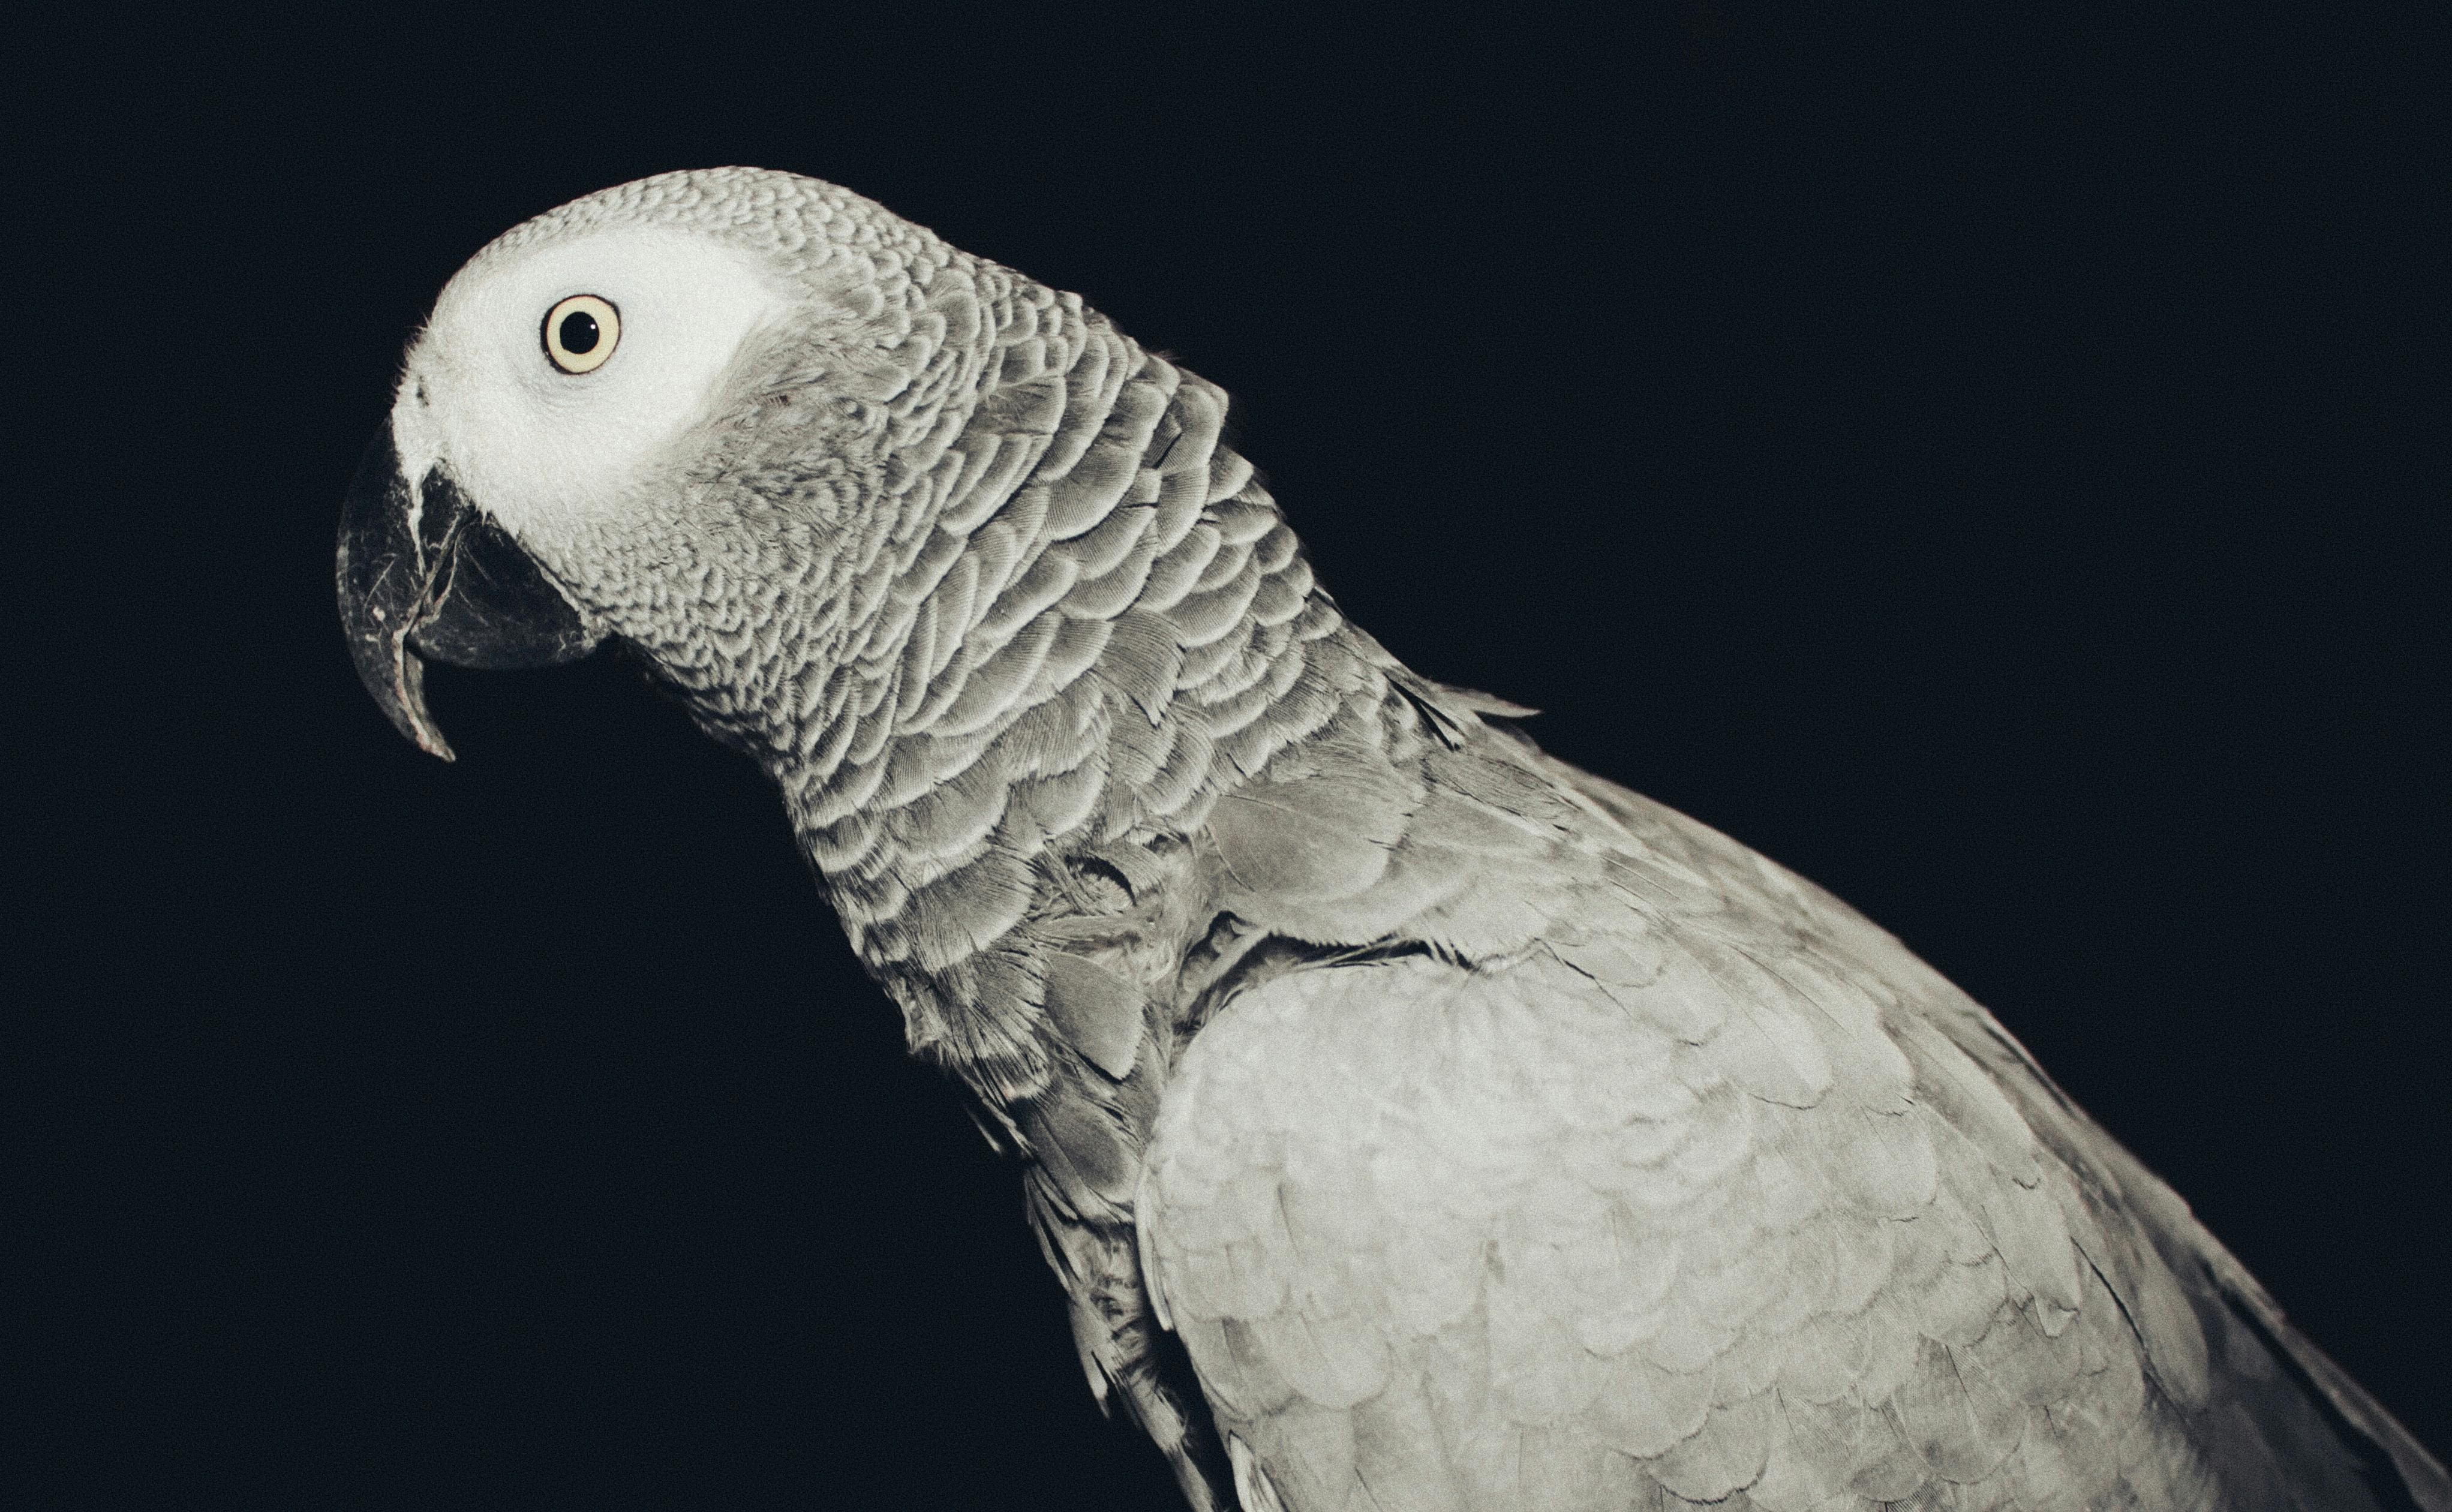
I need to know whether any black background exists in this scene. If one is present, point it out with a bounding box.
[15,6,2443,1507]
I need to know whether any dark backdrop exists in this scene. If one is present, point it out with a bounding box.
[16,7,2442,1507]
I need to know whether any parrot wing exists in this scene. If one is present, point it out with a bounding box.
[1139,731,2447,1512]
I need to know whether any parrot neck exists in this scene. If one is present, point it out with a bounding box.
[605,296,1491,1116]
[752,324,1413,1107]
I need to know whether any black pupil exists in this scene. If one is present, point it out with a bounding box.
[558,311,600,354]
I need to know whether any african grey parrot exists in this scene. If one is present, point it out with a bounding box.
[336,168,2444,1511]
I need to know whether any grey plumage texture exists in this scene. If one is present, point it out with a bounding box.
[344,168,2444,1510]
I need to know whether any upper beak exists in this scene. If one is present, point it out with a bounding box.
[335,422,604,760]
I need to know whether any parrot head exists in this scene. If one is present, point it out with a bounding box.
[336,166,1359,1069]
[338,167,1001,762]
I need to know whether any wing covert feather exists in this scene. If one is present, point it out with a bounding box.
[1138,737,2442,1511]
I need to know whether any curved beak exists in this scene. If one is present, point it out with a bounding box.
[335,422,603,760]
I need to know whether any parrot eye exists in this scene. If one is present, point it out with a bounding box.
[542,294,620,374]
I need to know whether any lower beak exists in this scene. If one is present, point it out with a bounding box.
[334,422,603,760]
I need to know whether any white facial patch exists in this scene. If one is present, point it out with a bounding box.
[391,225,797,557]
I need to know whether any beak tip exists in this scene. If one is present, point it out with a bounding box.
[383,639,458,762]
[400,709,458,763]
[376,705,458,762]
[342,609,459,761]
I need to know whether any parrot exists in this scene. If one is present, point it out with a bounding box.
[337,167,2444,1511]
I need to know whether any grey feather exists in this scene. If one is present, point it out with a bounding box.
[1042,950,1146,1080]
